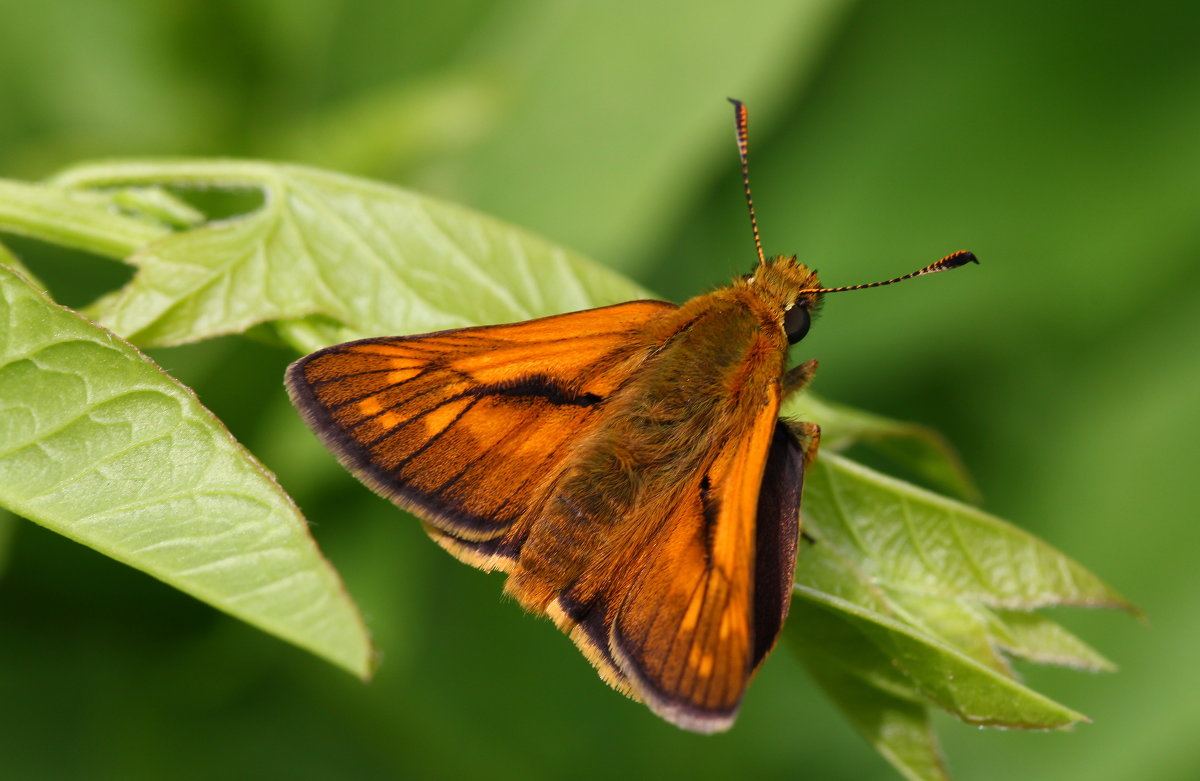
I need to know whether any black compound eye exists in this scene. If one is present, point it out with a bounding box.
[784,302,811,344]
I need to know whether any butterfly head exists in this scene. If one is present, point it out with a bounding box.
[745,255,823,345]
[742,249,980,346]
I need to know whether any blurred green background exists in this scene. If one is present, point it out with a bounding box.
[1,1,1196,779]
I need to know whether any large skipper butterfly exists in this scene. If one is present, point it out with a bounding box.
[286,100,977,732]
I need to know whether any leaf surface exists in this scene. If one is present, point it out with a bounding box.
[0,263,373,678]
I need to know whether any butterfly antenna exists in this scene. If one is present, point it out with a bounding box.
[728,98,766,268]
[797,250,980,294]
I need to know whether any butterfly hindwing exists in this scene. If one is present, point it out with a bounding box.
[285,300,677,568]
[749,420,814,667]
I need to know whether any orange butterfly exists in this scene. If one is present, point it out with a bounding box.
[286,100,976,732]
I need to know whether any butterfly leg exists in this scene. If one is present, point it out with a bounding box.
[780,419,820,548]
[787,421,820,467]
[782,359,818,395]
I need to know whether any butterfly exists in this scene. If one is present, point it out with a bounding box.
[285,99,977,733]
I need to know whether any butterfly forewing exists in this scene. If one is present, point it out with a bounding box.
[607,380,785,731]
[286,300,676,559]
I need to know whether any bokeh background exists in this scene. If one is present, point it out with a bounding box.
[1,1,1197,779]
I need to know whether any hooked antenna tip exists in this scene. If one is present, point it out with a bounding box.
[939,250,979,270]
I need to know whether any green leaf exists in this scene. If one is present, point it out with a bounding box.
[0,263,373,678]
[0,241,48,293]
[880,589,1014,676]
[790,601,950,781]
[802,455,1131,611]
[0,179,171,259]
[45,160,652,348]
[985,609,1116,672]
[108,186,207,229]
[794,577,1085,730]
[792,453,1131,731]
[813,669,949,781]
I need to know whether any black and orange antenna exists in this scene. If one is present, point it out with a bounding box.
[728,98,766,268]
[796,250,979,295]
[728,99,978,291]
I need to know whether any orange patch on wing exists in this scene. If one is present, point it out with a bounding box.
[386,357,426,369]
[376,410,404,430]
[357,397,383,417]
[387,368,423,384]
[422,395,475,437]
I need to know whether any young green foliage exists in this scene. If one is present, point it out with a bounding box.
[0,262,373,679]
[49,161,649,350]
[0,161,1130,781]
